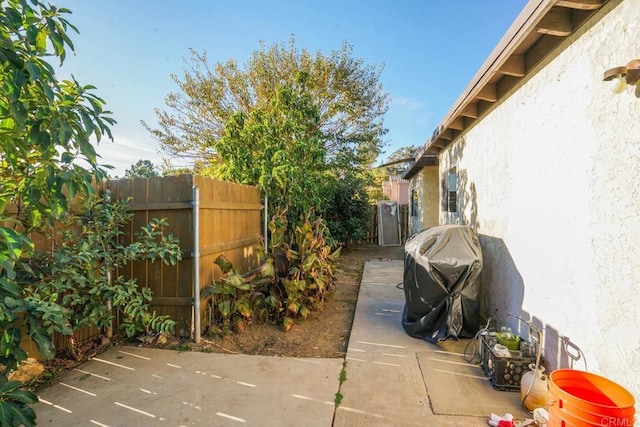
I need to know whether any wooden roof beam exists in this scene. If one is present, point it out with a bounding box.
[460,103,478,119]
[439,129,454,141]
[555,0,602,10]
[536,7,572,36]
[449,117,465,131]
[499,55,525,77]
[431,139,446,149]
[475,84,498,102]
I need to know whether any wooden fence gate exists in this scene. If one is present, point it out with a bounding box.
[364,203,409,245]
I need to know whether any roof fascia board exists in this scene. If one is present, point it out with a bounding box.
[430,0,556,148]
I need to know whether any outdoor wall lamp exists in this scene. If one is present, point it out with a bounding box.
[603,59,640,97]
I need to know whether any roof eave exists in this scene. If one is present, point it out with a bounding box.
[405,0,609,175]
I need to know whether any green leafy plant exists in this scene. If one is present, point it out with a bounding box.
[29,195,182,356]
[259,209,341,331]
[212,76,329,230]
[203,210,340,333]
[0,376,38,427]
[174,343,193,353]
[320,171,373,246]
[202,255,268,333]
[0,1,116,424]
[339,367,347,385]
[334,361,348,408]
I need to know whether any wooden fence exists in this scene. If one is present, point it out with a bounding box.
[108,175,262,337]
[20,175,262,358]
[364,203,409,244]
[19,179,411,358]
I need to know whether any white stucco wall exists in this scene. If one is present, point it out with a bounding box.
[440,0,640,398]
[408,166,439,235]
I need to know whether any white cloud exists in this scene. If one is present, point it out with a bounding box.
[95,136,163,177]
[390,95,425,111]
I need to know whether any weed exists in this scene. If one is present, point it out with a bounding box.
[339,367,347,385]
[334,392,344,407]
[175,343,193,352]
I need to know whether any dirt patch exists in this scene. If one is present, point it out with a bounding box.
[193,243,405,358]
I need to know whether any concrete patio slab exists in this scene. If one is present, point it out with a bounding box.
[33,258,528,426]
[34,348,342,426]
[333,260,525,426]
[417,343,525,417]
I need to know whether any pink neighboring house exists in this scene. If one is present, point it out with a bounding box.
[382,175,409,205]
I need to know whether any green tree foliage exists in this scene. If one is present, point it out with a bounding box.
[124,159,160,178]
[160,158,193,176]
[147,37,388,172]
[0,2,115,241]
[0,2,146,424]
[384,144,419,175]
[215,74,327,222]
[367,167,388,202]
[322,171,373,244]
[367,144,420,202]
[146,38,388,241]
[0,0,114,356]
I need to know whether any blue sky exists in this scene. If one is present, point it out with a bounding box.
[55,0,528,176]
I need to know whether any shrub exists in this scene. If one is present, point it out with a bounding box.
[320,172,372,246]
[203,209,340,333]
[259,209,340,331]
[30,195,182,355]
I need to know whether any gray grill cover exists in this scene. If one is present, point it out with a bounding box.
[402,225,483,342]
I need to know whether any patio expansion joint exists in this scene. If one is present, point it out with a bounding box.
[414,350,436,415]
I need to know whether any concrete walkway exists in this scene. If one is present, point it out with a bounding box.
[33,260,524,426]
[333,260,523,426]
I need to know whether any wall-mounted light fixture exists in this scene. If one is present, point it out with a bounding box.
[603,59,640,97]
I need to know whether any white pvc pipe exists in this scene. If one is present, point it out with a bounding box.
[192,185,201,343]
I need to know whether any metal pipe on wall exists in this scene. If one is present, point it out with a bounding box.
[264,194,268,251]
[103,188,113,339]
[192,185,201,343]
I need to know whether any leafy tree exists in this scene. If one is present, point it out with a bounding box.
[124,159,159,178]
[146,36,389,173]
[322,171,373,245]
[367,167,389,202]
[381,144,419,175]
[146,37,388,242]
[366,144,420,202]
[214,74,328,224]
[0,2,110,424]
[160,158,193,176]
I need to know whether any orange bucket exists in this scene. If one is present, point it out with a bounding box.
[548,369,635,426]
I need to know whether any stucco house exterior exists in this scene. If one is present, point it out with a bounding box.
[382,175,410,204]
[403,0,640,399]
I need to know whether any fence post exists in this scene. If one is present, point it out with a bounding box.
[192,185,201,343]
[104,188,113,339]
[264,194,268,251]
